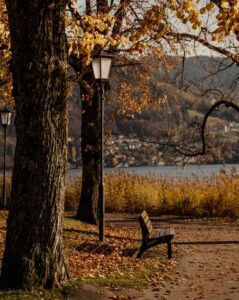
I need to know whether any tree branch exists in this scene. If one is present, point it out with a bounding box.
[97,0,109,13]
[86,0,92,15]
[112,0,131,37]
[167,32,239,65]
[67,0,81,19]
[160,100,239,157]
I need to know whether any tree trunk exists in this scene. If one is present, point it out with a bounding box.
[1,0,68,289]
[74,0,109,225]
[76,89,101,224]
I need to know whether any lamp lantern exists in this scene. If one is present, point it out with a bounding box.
[0,105,13,210]
[0,106,12,127]
[92,51,114,81]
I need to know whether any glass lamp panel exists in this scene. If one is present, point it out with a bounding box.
[101,57,112,80]
[7,112,11,125]
[92,58,101,79]
[1,112,11,125]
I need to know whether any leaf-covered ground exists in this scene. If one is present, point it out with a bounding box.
[64,215,175,286]
[2,212,238,299]
[0,212,176,299]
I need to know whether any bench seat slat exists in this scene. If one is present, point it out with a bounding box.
[158,228,174,237]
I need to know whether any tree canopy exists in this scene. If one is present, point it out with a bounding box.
[1,0,239,102]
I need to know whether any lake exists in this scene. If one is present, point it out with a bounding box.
[68,163,239,178]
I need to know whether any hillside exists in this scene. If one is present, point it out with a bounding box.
[2,56,239,167]
[67,56,239,166]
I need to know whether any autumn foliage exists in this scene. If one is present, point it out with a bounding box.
[1,1,239,104]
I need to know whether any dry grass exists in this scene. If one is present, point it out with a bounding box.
[65,169,239,217]
[1,170,239,217]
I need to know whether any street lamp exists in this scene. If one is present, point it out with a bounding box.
[92,51,114,242]
[0,105,12,210]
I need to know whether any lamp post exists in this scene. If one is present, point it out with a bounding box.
[92,51,114,242]
[0,106,12,210]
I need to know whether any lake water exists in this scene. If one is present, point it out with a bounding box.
[68,163,239,178]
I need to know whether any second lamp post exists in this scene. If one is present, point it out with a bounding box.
[0,106,12,210]
[92,51,114,242]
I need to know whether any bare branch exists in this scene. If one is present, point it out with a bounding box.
[67,0,81,19]
[160,100,239,157]
[86,0,92,15]
[97,0,109,13]
[112,0,131,37]
[167,32,239,64]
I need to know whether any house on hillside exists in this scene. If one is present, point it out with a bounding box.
[229,122,239,132]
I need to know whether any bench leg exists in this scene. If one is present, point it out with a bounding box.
[167,241,172,259]
[137,245,146,258]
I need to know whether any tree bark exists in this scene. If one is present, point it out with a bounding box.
[76,88,101,224]
[1,0,68,289]
[75,0,110,225]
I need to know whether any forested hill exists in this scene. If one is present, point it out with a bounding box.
[69,55,239,138]
[67,55,239,166]
[164,55,239,90]
[2,56,239,167]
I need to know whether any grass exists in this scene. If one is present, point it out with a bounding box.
[81,267,155,287]
[63,216,170,285]
[4,170,239,218]
[0,290,64,300]
[65,168,239,218]
[187,109,225,123]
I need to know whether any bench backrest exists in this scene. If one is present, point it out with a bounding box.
[138,211,153,243]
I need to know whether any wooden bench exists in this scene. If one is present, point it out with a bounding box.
[137,211,174,259]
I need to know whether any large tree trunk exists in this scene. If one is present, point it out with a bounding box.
[75,0,109,225]
[76,89,101,224]
[1,0,68,289]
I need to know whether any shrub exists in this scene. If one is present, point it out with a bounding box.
[65,176,81,211]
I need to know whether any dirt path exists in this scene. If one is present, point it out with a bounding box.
[69,216,239,300]
[108,216,239,300]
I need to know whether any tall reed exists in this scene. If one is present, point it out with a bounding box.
[65,169,239,217]
[2,171,237,217]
